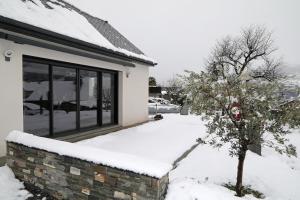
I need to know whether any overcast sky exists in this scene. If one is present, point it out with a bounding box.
[68,0,300,84]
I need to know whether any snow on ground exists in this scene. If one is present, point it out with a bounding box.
[166,121,300,200]
[166,179,257,200]
[1,114,299,199]
[79,114,204,164]
[0,166,32,200]
[79,114,300,199]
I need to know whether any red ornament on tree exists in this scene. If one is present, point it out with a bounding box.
[231,102,241,121]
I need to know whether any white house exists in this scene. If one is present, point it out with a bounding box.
[0,0,156,158]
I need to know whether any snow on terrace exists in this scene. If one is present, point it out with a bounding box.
[6,131,172,178]
[0,0,154,63]
[78,114,205,164]
[6,114,204,179]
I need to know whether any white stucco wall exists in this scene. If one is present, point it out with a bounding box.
[0,38,149,157]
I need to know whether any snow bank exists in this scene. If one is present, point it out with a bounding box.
[0,166,32,200]
[6,131,172,178]
[169,128,300,200]
[0,0,155,63]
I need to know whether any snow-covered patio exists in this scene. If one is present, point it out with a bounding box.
[1,114,300,200]
[78,114,205,165]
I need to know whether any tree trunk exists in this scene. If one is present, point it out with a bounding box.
[236,151,246,197]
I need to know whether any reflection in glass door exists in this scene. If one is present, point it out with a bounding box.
[102,73,115,125]
[23,57,118,137]
[52,67,77,133]
[23,61,50,136]
[79,70,98,128]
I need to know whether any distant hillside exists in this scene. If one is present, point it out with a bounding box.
[281,73,300,100]
[283,73,300,87]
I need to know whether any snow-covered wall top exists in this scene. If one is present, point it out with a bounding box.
[6,130,172,178]
[0,0,155,63]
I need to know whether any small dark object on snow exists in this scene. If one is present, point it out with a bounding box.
[154,114,163,120]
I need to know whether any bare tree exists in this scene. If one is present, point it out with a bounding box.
[183,25,299,197]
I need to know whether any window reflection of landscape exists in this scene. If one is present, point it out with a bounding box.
[23,61,50,136]
[80,70,98,128]
[53,67,77,133]
[23,57,118,137]
[102,73,114,125]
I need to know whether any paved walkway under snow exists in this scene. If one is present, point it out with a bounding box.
[78,114,206,165]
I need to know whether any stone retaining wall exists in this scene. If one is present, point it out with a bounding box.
[6,142,169,200]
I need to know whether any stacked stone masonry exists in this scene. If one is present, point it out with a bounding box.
[6,142,169,200]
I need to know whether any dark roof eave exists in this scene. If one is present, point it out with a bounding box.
[0,16,157,66]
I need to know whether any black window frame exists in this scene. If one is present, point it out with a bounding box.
[23,55,119,138]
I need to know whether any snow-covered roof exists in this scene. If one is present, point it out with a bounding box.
[6,130,172,178]
[0,0,156,65]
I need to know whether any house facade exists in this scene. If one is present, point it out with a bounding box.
[0,0,156,157]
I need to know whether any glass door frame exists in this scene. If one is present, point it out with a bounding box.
[23,55,119,138]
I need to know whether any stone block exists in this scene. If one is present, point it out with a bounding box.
[34,167,44,177]
[27,157,35,162]
[70,166,81,175]
[35,182,44,190]
[22,169,31,174]
[94,173,106,183]
[114,191,131,200]
[106,176,117,186]
[8,150,14,156]
[15,159,26,168]
[82,187,91,195]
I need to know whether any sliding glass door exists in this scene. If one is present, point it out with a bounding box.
[79,70,98,128]
[102,73,117,125]
[23,56,118,137]
[52,67,77,133]
[23,61,50,136]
